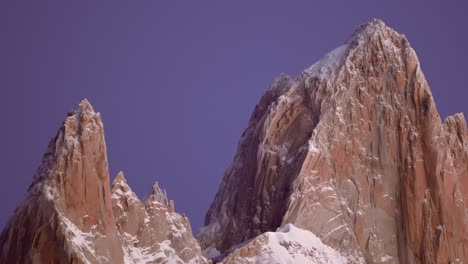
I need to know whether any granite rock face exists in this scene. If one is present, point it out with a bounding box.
[1,19,467,264]
[199,19,468,264]
[0,99,208,264]
[0,100,124,264]
[112,172,207,263]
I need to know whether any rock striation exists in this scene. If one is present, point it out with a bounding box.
[1,18,467,264]
[112,172,207,263]
[199,19,468,264]
[0,99,208,264]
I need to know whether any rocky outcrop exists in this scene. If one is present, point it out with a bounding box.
[199,19,468,264]
[0,99,124,263]
[0,99,208,264]
[1,18,467,264]
[112,172,208,263]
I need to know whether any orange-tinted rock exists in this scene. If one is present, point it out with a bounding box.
[200,19,468,264]
[111,173,209,263]
[0,99,124,263]
[0,100,208,264]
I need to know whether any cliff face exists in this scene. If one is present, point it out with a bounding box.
[112,172,207,263]
[1,19,467,264]
[0,100,208,264]
[199,19,468,264]
[0,100,124,264]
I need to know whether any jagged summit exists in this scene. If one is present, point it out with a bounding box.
[2,20,467,264]
[149,181,169,206]
[77,98,95,113]
[113,170,127,184]
[0,100,208,264]
[199,19,468,264]
[303,19,412,81]
[29,99,102,186]
[2,99,123,263]
[346,19,401,43]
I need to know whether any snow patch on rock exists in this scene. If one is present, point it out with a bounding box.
[303,44,349,79]
[203,247,221,259]
[226,224,347,264]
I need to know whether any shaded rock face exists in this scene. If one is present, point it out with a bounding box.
[199,19,468,264]
[0,100,207,264]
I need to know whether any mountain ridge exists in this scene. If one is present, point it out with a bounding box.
[199,18,468,263]
[0,99,208,264]
[1,19,467,264]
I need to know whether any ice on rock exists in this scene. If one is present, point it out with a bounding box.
[223,224,348,264]
[303,44,349,79]
[151,182,169,206]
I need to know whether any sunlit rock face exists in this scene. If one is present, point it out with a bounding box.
[0,99,124,264]
[1,18,467,264]
[111,172,208,263]
[199,19,468,264]
[0,100,208,264]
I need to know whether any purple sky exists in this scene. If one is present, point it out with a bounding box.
[1,1,467,232]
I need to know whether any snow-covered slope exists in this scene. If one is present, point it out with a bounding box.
[221,224,347,264]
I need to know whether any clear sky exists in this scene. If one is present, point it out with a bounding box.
[1,1,467,232]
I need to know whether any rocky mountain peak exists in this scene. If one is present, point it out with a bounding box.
[1,100,208,264]
[199,19,468,264]
[1,99,124,263]
[347,19,400,43]
[78,98,94,111]
[1,19,467,264]
[149,181,170,207]
[113,170,127,184]
[303,18,415,84]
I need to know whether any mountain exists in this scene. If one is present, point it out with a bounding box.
[112,172,207,263]
[0,100,208,264]
[198,19,468,264]
[1,19,467,264]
